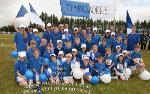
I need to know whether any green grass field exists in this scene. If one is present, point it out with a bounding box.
[0,34,150,94]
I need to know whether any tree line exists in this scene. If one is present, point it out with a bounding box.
[0,12,150,33]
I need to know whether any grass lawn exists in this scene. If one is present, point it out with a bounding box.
[0,34,150,94]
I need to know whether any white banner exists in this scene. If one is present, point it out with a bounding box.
[89,0,116,19]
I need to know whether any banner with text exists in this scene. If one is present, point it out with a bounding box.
[60,0,116,19]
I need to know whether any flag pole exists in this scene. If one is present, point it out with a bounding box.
[113,6,117,32]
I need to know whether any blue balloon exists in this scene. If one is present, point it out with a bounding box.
[90,76,100,85]
[39,74,48,82]
[11,51,18,58]
[25,70,34,80]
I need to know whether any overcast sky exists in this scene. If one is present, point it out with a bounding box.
[0,0,150,27]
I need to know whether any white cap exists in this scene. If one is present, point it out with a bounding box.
[122,50,128,54]
[64,29,68,32]
[19,24,25,28]
[93,27,98,31]
[81,44,86,48]
[83,56,89,60]
[57,40,63,43]
[18,51,26,57]
[116,45,121,49]
[58,51,64,55]
[111,32,115,35]
[59,24,64,27]
[33,28,38,33]
[50,54,56,57]
[74,27,78,31]
[47,23,52,27]
[105,29,110,33]
[118,53,124,57]
[72,48,77,52]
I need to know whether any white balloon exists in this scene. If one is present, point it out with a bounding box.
[100,74,111,84]
[73,69,83,79]
[139,69,150,80]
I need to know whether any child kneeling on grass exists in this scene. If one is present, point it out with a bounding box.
[47,54,60,85]
[14,51,29,86]
[61,53,74,84]
[94,55,111,77]
[80,56,93,82]
[30,48,44,85]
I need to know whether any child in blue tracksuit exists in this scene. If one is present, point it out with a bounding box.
[85,34,94,51]
[88,45,100,63]
[62,29,72,44]
[42,23,53,43]
[73,37,81,51]
[78,44,87,60]
[47,54,60,84]
[26,26,34,46]
[115,53,131,80]
[63,41,73,54]
[32,28,41,48]
[116,28,126,42]
[110,32,117,47]
[71,48,80,62]
[112,36,126,52]
[50,27,62,48]
[71,29,80,43]
[113,45,122,60]
[104,47,116,76]
[30,48,44,85]
[129,45,145,72]
[122,50,131,66]
[43,43,54,60]
[38,39,47,57]
[54,40,64,55]
[92,27,101,45]
[80,56,93,82]
[98,38,109,56]
[26,40,37,65]
[127,26,140,51]
[57,51,66,66]
[104,30,112,47]
[80,29,87,44]
[61,53,74,84]
[14,26,28,51]
[14,51,29,86]
[94,55,111,77]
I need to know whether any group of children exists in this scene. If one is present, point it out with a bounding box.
[13,23,147,86]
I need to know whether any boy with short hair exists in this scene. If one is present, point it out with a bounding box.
[94,55,110,77]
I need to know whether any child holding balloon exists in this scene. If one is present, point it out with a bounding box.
[115,54,131,80]
[80,56,93,82]
[61,53,74,84]
[94,55,111,77]
[30,48,44,85]
[47,54,60,85]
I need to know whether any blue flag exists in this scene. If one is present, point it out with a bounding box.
[16,5,28,18]
[29,3,37,15]
[60,0,90,17]
[126,11,133,28]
